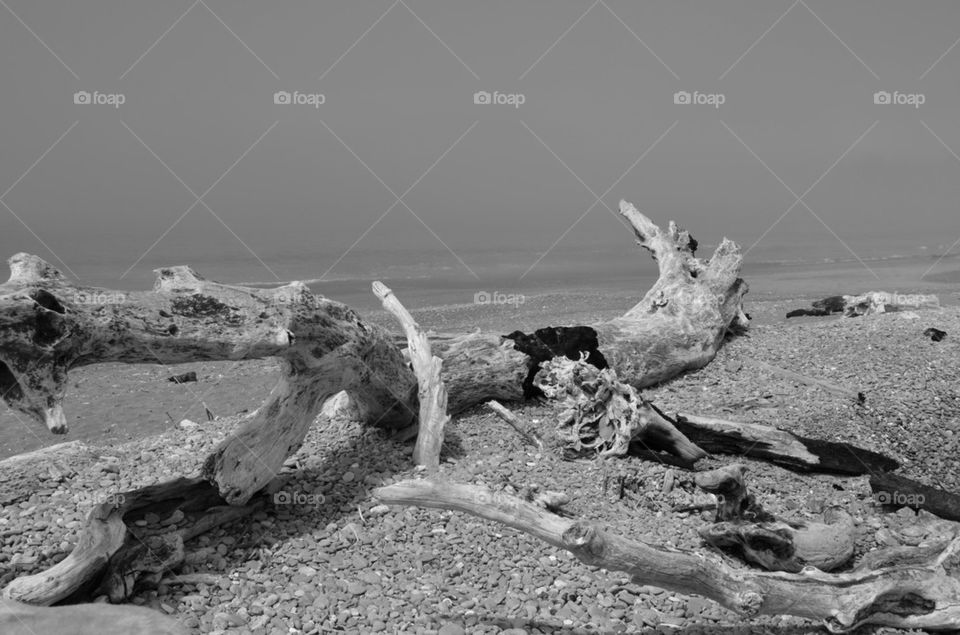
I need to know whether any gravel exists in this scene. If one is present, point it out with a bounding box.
[1,302,958,634]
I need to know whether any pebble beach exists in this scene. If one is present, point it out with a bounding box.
[1,290,959,634]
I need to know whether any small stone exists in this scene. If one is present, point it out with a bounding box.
[438,623,466,635]
[342,471,355,483]
[368,504,390,517]
[261,593,279,607]
[178,419,199,430]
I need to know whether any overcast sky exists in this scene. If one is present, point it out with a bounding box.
[1,1,959,287]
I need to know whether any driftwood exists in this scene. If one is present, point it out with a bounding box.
[0,254,417,505]
[0,598,186,635]
[533,357,706,461]
[695,464,854,572]
[433,201,748,407]
[674,412,898,475]
[377,479,960,632]
[3,477,264,605]
[787,292,940,318]
[485,400,544,450]
[0,204,747,606]
[870,472,960,522]
[373,281,449,468]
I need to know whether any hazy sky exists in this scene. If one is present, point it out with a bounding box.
[1,1,959,287]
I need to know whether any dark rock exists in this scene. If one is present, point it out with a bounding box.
[167,371,197,384]
[786,308,832,318]
[924,327,947,342]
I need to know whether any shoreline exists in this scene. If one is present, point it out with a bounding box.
[1,290,956,461]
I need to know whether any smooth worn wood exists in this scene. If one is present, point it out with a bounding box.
[377,479,960,633]
[0,254,417,504]
[485,400,545,450]
[695,464,854,572]
[673,412,898,475]
[432,201,748,410]
[373,281,450,469]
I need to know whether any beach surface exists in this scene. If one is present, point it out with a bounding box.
[1,257,959,633]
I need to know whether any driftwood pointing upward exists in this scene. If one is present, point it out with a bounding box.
[373,281,450,469]
[377,479,960,632]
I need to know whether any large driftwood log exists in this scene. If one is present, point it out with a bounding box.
[0,254,418,504]
[377,479,960,632]
[435,200,748,410]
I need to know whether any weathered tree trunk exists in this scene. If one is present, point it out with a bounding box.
[436,200,748,410]
[0,255,418,505]
[377,479,960,633]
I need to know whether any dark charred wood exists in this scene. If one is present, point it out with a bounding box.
[869,472,960,522]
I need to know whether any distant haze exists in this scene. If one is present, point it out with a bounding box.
[1,1,959,290]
